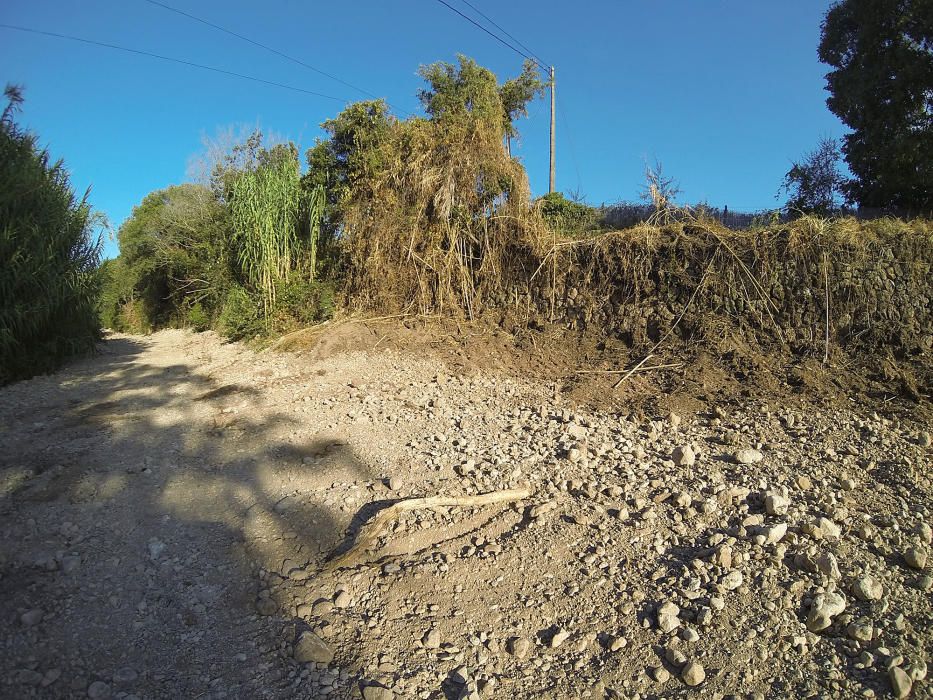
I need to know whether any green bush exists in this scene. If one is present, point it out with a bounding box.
[217,285,263,341]
[0,86,102,384]
[273,275,335,330]
[537,192,601,236]
[186,302,210,332]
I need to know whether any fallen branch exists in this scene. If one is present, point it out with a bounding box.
[612,353,654,388]
[576,362,682,375]
[324,487,531,571]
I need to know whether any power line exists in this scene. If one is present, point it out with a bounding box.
[140,0,410,116]
[0,24,350,103]
[556,93,582,193]
[454,0,549,69]
[430,0,544,69]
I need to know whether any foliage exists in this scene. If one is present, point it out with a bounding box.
[418,55,505,130]
[418,55,544,156]
[537,192,601,236]
[499,60,546,140]
[270,276,335,331]
[229,149,303,316]
[0,85,102,384]
[304,100,394,244]
[106,183,230,331]
[338,59,549,318]
[780,137,848,215]
[819,0,933,210]
[216,285,263,341]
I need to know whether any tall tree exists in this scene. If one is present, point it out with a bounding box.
[819,0,933,210]
[780,137,847,215]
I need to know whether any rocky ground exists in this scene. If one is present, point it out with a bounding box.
[0,326,930,699]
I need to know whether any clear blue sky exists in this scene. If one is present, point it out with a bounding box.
[1,0,846,259]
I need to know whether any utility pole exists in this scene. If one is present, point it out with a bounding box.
[549,66,556,193]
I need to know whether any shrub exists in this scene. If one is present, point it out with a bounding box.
[186,302,210,332]
[0,86,102,384]
[272,275,335,331]
[537,192,600,236]
[217,285,263,341]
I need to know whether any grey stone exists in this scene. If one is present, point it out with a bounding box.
[20,608,44,626]
[889,666,912,699]
[294,631,335,664]
[87,681,112,699]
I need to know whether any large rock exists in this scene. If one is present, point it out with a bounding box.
[672,445,695,467]
[806,591,846,632]
[294,631,335,664]
[851,576,882,601]
[733,448,763,465]
[681,661,705,686]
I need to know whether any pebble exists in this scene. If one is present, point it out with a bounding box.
[681,661,706,686]
[507,637,531,658]
[889,666,912,698]
[87,681,112,699]
[807,590,847,632]
[550,628,570,648]
[765,493,789,516]
[764,522,788,545]
[816,552,841,579]
[672,445,695,467]
[904,548,927,570]
[20,609,44,626]
[734,448,763,465]
[721,571,744,590]
[294,631,335,664]
[362,685,394,700]
[422,629,441,649]
[852,576,883,601]
[657,601,681,632]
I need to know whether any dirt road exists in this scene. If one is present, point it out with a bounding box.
[1,329,930,699]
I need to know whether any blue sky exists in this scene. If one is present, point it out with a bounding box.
[1,1,846,259]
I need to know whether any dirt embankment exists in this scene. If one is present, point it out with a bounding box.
[0,325,930,699]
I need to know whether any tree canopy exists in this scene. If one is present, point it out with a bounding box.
[819,0,933,210]
[780,137,848,215]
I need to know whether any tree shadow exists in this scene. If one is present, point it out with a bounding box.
[0,333,379,698]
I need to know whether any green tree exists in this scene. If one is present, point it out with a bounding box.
[780,137,848,215]
[418,55,504,129]
[498,59,546,155]
[113,183,230,330]
[303,100,393,243]
[819,0,933,210]
[0,85,103,384]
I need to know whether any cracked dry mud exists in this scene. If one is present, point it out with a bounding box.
[1,328,930,700]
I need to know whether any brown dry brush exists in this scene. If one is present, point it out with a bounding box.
[340,116,548,319]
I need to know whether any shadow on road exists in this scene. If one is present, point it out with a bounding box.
[0,332,376,698]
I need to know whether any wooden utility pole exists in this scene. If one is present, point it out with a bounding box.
[549,66,556,193]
